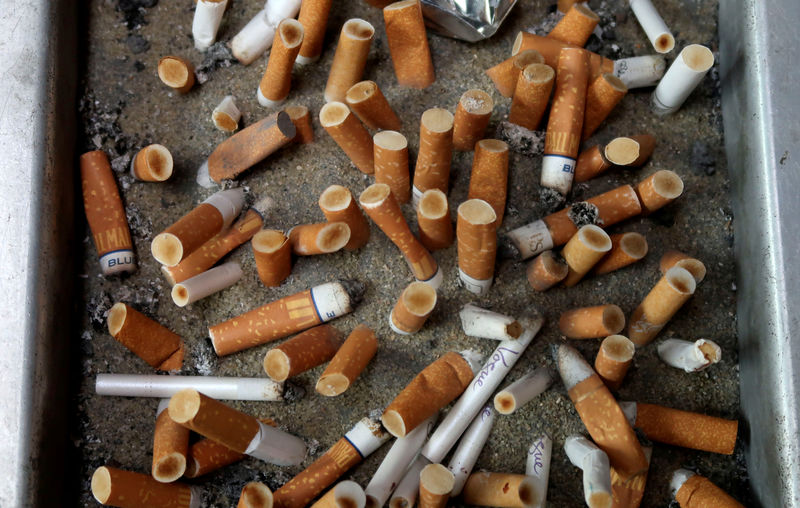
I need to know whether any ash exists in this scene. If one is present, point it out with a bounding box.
[525,11,562,36]
[567,202,599,227]
[79,91,138,159]
[495,122,545,157]
[539,187,565,212]
[196,42,237,84]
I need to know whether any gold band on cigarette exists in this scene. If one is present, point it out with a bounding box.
[289,222,351,255]
[259,19,304,104]
[252,230,292,287]
[468,139,510,224]
[527,250,569,291]
[316,324,378,396]
[628,266,696,346]
[509,63,554,131]
[594,335,635,390]
[390,281,438,334]
[582,73,628,140]
[383,0,435,88]
[635,403,738,455]
[238,482,274,508]
[417,189,454,251]
[152,408,190,482]
[592,232,648,275]
[107,302,184,371]
[486,49,545,98]
[675,474,745,507]
[659,250,706,283]
[92,466,194,508]
[133,144,173,182]
[558,304,625,339]
[296,0,333,62]
[635,170,684,214]
[452,89,494,151]
[346,81,402,131]
[548,3,600,47]
[373,131,410,203]
[324,19,375,103]
[319,185,370,250]
[286,105,314,144]
[457,199,498,282]
[561,225,612,286]
[419,464,454,508]
[184,438,245,478]
[574,144,612,182]
[263,324,344,381]
[168,389,260,453]
[462,472,535,508]
[513,32,613,82]
[413,108,455,195]
[158,56,195,94]
[320,102,375,174]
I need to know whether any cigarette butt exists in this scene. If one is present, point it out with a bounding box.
[509,63,555,131]
[525,435,552,507]
[659,250,706,283]
[564,436,613,508]
[263,324,344,381]
[320,102,375,174]
[574,144,612,183]
[613,55,666,89]
[453,89,494,151]
[582,73,628,140]
[382,352,474,438]
[413,108,455,199]
[557,0,580,13]
[389,281,437,335]
[672,470,745,508]
[296,0,333,64]
[238,482,274,508]
[468,139,510,224]
[628,267,696,346]
[258,20,304,107]
[312,481,366,508]
[212,96,242,133]
[630,0,675,54]
[171,261,243,306]
[184,438,245,478]
[152,401,190,483]
[231,10,275,66]
[346,81,402,131]
[457,199,498,295]
[324,19,375,103]
[158,56,195,94]
[91,466,197,508]
[526,250,569,291]
[192,0,228,51]
[493,368,553,414]
[95,374,283,401]
[373,131,410,203]
[319,185,370,250]
[419,464,454,508]
[288,222,351,255]
[592,232,648,275]
[652,45,714,115]
[633,402,737,454]
[265,0,302,28]
[458,304,524,341]
[285,105,314,143]
[609,445,651,508]
[384,0,435,88]
[316,324,378,396]
[107,303,184,371]
[447,407,494,496]
[626,134,656,166]
[561,225,612,286]
[462,472,536,508]
[486,49,545,98]
[657,338,721,372]
[601,136,639,167]
[585,184,643,231]
[417,189,454,251]
[252,230,292,287]
[559,304,625,339]
[548,3,600,47]
[513,32,613,82]
[79,150,136,275]
[132,144,173,182]
[594,335,635,390]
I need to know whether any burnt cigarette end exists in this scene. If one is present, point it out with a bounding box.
[539,187,566,212]
[339,279,366,305]
[497,235,522,261]
[276,110,298,140]
[567,202,600,227]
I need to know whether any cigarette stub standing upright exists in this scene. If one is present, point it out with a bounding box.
[258,19,305,107]
[212,96,242,133]
[457,199,499,295]
[318,184,370,250]
[296,0,333,64]
[468,139,510,225]
[389,281,437,335]
[383,0,435,88]
[452,89,494,151]
[651,44,714,116]
[412,108,455,203]
[324,19,375,103]
[628,266,697,346]
[485,49,544,98]
[346,81,402,131]
[417,189,453,251]
[192,0,228,51]
[131,144,173,182]
[373,131,410,203]
[548,4,600,47]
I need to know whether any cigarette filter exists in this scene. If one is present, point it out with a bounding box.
[273,418,389,508]
[373,131,410,203]
[80,150,136,275]
[389,456,430,508]
[212,95,242,133]
[296,0,333,64]
[91,466,199,508]
[265,0,302,28]
[312,481,366,508]
[526,250,569,291]
[383,0,435,88]
[95,373,283,401]
[107,303,184,371]
[525,434,552,508]
[171,261,242,307]
[417,189,454,251]
[209,280,358,355]
[636,169,684,214]
[548,4,600,47]
[561,225,612,286]
[609,445,651,508]
[238,482,273,508]
[493,368,553,415]
[657,338,721,372]
[205,111,296,183]
[447,406,494,496]
[345,81,402,131]
[252,230,292,287]
[288,222,351,255]
[457,199,498,295]
[258,19,305,107]
[462,472,537,508]
[320,102,375,174]
[412,108,455,201]
[509,63,555,131]
[629,0,675,54]
[628,266,696,346]
[671,469,745,508]
[582,74,628,140]
[192,0,227,51]
[316,324,378,396]
[613,55,666,89]
[158,56,195,94]
[559,304,625,339]
[557,0,580,13]
[231,10,275,66]
[285,105,313,143]
[468,139,510,224]
[319,185,370,250]
[659,250,706,283]
[459,303,524,342]
[513,32,613,82]
[452,89,494,151]
[324,19,375,103]
[564,435,613,508]
[620,134,657,165]
[486,49,545,99]
[381,351,475,438]
[185,438,245,478]
[131,144,173,182]
[594,335,635,390]
[419,464,454,508]
[652,45,714,115]
[263,324,344,381]
[574,144,611,183]
[152,400,190,483]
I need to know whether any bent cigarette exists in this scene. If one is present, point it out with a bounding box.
[509,64,555,131]
[171,261,242,306]
[95,373,283,401]
[412,108,455,201]
[265,0,302,28]
[609,445,651,508]
[526,251,569,291]
[212,96,242,133]
[390,456,430,508]
[512,32,613,82]
[238,482,273,508]
[285,105,313,143]
[313,481,366,508]
[319,185,370,250]
[525,434,552,508]
[209,280,359,356]
[324,19,375,103]
[417,189,454,251]
[574,144,611,183]
[158,56,195,94]
[316,324,377,396]
[264,324,344,381]
[296,0,333,64]
[231,10,275,65]
[652,44,714,115]
[582,74,628,140]
[594,335,635,390]
[91,466,199,508]
[389,281,437,335]
[592,232,648,275]
[630,0,675,54]
[493,368,553,415]
[462,472,537,508]
[671,469,745,508]
[252,229,292,287]
[457,199,498,295]
[636,169,684,214]
[613,54,666,88]
[152,400,190,483]
[447,406,494,496]
[107,303,184,371]
[288,222,351,255]
[453,90,494,151]
[373,131,410,203]
[185,438,245,478]
[548,4,600,47]
[657,338,721,372]
[564,435,613,508]
[132,144,173,182]
[659,250,706,283]
[80,150,136,275]
[628,266,696,346]
[468,139,510,224]
[561,225,612,286]
[459,304,524,342]
[419,464,455,508]
[320,102,374,174]
[258,19,305,107]
[383,0,435,88]
[346,81,402,131]
[486,50,545,99]
[193,0,227,51]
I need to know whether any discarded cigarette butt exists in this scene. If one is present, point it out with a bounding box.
[601,137,638,167]
[373,131,410,203]
[151,188,245,266]
[419,464,454,508]
[171,262,242,306]
[168,389,307,465]
[288,222,351,255]
[185,438,245,478]
[594,335,635,390]
[95,373,283,401]
[265,0,302,28]
[564,435,613,508]
[671,469,745,508]
[91,466,198,508]
[557,0,580,13]
[273,417,389,508]
[209,280,359,356]
[657,338,722,373]
[574,144,612,183]
[212,96,242,133]
[152,400,190,483]
[296,0,333,64]
[316,324,377,396]
[80,150,136,275]
[628,266,696,346]
[459,304,524,342]
[417,189,454,251]
[609,444,651,508]
[258,19,305,107]
[509,64,555,131]
[383,0,435,88]
[238,482,273,508]
[285,105,313,143]
[541,47,590,197]
[324,19,375,103]
[346,81,402,131]
[312,481,366,508]
[513,32,613,82]
[264,324,344,381]
[412,108,455,201]
[107,303,184,371]
[626,134,656,166]
[582,73,628,140]
[231,10,275,66]
[526,251,569,291]
[659,250,706,283]
[131,144,173,182]
[613,54,666,89]
[193,0,228,51]
[468,139,510,224]
[382,352,474,438]
[447,407,494,496]
[462,472,536,508]
[319,185,370,250]
[652,45,714,115]
[486,49,545,99]
[389,281,437,335]
[630,0,675,54]
[493,368,553,415]
[548,3,600,47]
[453,89,494,151]
[205,111,297,183]
[320,102,375,174]
[592,232,648,275]
[252,230,292,287]
[457,199,498,295]
[389,456,430,508]
[158,56,195,94]
[359,183,442,287]
[561,225,612,286]
[525,434,552,508]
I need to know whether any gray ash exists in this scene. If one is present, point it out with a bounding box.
[539,187,566,212]
[282,381,306,402]
[116,0,157,30]
[125,202,153,239]
[495,122,545,157]
[125,34,150,54]
[567,202,599,227]
[341,279,366,305]
[87,292,114,331]
[691,141,716,175]
[79,91,138,158]
[196,42,237,84]
[497,235,522,261]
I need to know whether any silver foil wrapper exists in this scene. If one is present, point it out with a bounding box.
[421,0,517,42]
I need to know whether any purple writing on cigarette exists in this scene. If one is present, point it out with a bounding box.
[473,347,519,390]
[528,438,546,475]
[480,405,491,421]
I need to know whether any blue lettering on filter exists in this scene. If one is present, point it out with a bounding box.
[562,163,574,173]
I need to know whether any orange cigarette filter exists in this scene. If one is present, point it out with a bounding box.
[634,402,738,455]
[152,404,190,483]
[582,73,628,140]
[527,250,569,291]
[513,32,614,82]
[548,3,600,47]
[319,185,370,250]
[508,63,555,131]
[574,144,612,182]
[635,170,684,214]
[417,189,454,251]
[324,19,375,103]
[238,482,274,508]
[80,150,136,275]
[675,473,745,508]
[258,20,304,106]
[320,102,375,174]
[413,108,455,197]
[383,0,435,88]
[288,222,351,255]
[610,447,651,508]
[263,324,344,381]
[286,105,314,144]
[296,0,333,63]
[152,204,226,267]
[91,466,195,508]
[627,134,656,166]
[381,352,474,437]
[461,472,534,508]
[252,229,292,287]
[603,137,643,167]
[468,139,510,224]
[133,144,173,182]
[373,131,410,203]
[561,225,612,286]
[184,438,245,478]
[558,304,625,339]
[168,389,260,453]
[452,89,494,151]
[557,0,581,13]
[316,324,378,396]
[390,281,438,334]
[659,250,707,283]
[158,56,195,93]
[628,266,696,346]
[594,334,635,390]
[107,302,184,371]
[592,232,648,275]
[419,464,454,508]
[346,81,402,131]
[486,49,545,98]
[457,199,498,283]
[207,111,296,182]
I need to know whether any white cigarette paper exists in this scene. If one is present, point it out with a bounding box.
[212,95,241,132]
[613,55,666,88]
[311,281,355,321]
[245,419,307,465]
[657,338,722,372]
[389,455,430,508]
[193,0,228,51]
[447,406,495,497]
[459,304,523,341]
[564,435,613,508]
[459,269,493,296]
[506,220,554,260]
[265,0,302,26]
[493,368,553,415]
[541,155,577,196]
[171,262,242,306]
[629,0,674,53]
[618,400,637,427]
[346,417,391,457]
[651,44,715,115]
[525,434,552,508]
[156,398,170,417]
[95,374,284,401]
[231,10,276,65]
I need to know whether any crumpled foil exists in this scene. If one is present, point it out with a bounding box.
[421,0,517,42]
